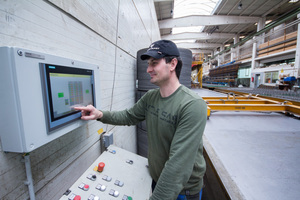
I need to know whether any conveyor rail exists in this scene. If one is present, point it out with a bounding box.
[214,88,300,107]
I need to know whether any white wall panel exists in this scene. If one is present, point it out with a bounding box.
[133,0,161,43]
[118,0,148,55]
[48,0,119,44]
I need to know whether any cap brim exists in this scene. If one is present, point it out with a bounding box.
[140,51,164,60]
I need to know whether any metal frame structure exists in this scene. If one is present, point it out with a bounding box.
[205,91,300,118]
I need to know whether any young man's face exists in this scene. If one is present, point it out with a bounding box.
[147,57,173,86]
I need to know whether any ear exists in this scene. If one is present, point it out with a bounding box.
[169,58,178,72]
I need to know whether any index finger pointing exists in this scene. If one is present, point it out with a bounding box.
[74,106,89,111]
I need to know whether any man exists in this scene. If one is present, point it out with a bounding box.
[75,40,207,200]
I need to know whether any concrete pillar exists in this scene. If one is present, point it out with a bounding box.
[235,34,240,60]
[214,49,219,67]
[231,34,240,61]
[220,45,224,65]
[230,45,235,62]
[250,36,259,89]
[251,36,258,69]
[257,17,266,46]
[295,14,300,78]
[257,17,265,31]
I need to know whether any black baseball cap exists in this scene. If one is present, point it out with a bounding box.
[140,40,180,60]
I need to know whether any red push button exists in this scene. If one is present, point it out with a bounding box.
[98,162,105,172]
[74,195,81,200]
[83,184,89,191]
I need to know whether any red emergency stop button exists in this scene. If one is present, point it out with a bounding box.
[74,195,81,200]
[98,162,105,172]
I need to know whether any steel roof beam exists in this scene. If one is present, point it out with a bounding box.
[176,42,222,49]
[154,0,173,2]
[191,49,214,54]
[159,15,260,29]
[162,32,236,40]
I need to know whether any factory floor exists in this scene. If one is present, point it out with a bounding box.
[193,88,300,200]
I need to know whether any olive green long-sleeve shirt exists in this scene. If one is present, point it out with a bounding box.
[99,85,207,200]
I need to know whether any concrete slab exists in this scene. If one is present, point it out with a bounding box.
[193,88,300,200]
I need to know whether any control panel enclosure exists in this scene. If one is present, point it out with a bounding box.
[0,47,100,153]
[60,145,152,200]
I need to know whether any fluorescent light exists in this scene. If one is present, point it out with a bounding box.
[265,20,272,24]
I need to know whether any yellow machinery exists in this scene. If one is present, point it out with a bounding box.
[191,63,203,88]
[191,53,204,88]
[204,92,300,118]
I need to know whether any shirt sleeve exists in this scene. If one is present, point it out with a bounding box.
[98,93,147,126]
[150,99,207,200]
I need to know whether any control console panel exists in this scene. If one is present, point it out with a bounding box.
[60,145,152,200]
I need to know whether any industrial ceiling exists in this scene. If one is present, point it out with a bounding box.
[154,0,300,59]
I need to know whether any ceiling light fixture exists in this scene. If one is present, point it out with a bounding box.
[237,1,242,10]
[265,20,272,24]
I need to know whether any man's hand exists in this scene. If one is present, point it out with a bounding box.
[74,105,103,120]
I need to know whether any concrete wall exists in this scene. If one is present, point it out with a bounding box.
[0,0,160,199]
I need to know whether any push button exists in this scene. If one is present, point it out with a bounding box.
[122,195,133,200]
[109,189,119,197]
[114,180,124,187]
[109,149,116,154]
[78,183,84,190]
[73,195,81,200]
[96,183,106,191]
[88,194,99,200]
[102,175,112,182]
[83,184,89,191]
[114,190,120,197]
[88,194,95,200]
[126,159,133,164]
[68,193,76,200]
[100,185,106,191]
[97,162,105,172]
[78,183,89,191]
[87,174,97,181]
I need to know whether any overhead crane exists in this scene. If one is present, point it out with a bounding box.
[204,91,300,118]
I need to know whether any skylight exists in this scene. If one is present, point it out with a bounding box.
[172,0,219,36]
[173,0,219,17]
